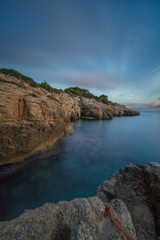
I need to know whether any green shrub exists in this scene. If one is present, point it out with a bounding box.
[0,68,39,87]
[39,81,54,92]
[48,95,59,102]
[64,87,111,104]
[64,87,99,100]
[98,94,108,104]
[40,81,63,94]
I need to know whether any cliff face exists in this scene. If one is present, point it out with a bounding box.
[0,72,139,165]
[0,122,73,165]
[0,73,80,123]
[0,163,159,240]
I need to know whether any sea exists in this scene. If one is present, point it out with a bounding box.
[0,111,159,221]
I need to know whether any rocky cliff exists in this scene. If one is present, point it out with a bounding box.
[0,162,159,240]
[0,72,139,165]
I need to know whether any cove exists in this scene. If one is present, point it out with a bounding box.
[0,111,160,221]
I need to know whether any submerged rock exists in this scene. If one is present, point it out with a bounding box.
[0,163,159,240]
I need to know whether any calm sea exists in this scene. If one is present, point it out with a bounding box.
[0,111,160,220]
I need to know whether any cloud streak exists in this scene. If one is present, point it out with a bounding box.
[0,0,160,104]
[150,99,160,108]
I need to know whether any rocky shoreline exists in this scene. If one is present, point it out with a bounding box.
[0,72,139,165]
[0,162,159,240]
[0,71,159,240]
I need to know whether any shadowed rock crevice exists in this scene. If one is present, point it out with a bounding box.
[143,165,160,237]
[51,224,71,240]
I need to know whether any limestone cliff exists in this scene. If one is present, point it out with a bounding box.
[0,72,139,165]
[0,162,159,240]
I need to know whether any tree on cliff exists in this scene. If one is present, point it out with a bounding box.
[98,94,108,104]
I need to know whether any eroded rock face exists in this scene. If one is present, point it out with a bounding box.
[80,97,113,120]
[96,162,160,240]
[0,163,159,240]
[80,98,139,120]
[0,197,137,240]
[0,73,79,123]
[113,104,140,117]
[0,121,73,165]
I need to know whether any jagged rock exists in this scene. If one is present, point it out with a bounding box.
[96,162,160,240]
[0,163,159,240]
[0,197,137,240]
[113,104,140,116]
[80,97,113,120]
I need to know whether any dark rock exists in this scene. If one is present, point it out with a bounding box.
[96,162,160,240]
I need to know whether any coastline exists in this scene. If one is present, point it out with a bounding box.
[0,71,139,166]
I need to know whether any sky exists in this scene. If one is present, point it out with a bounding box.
[0,0,160,109]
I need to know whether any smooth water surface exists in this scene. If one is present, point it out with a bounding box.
[0,111,160,220]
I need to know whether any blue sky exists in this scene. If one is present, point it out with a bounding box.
[0,0,160,108]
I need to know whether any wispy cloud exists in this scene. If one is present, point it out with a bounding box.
[1,0,160,104]
[150,98,160,108]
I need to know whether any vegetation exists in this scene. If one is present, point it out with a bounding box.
[98,94,108,104]
[48,95,59,102]
[39,81,63,94]
[64,87,114,104]
[0,68,39,87]
[64,87,99,100]
[0,68,114,104]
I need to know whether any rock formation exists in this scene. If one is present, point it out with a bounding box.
[0,72,139,165]
[0,162,159,240]
[0,122,73,165]
[96,162,160,240]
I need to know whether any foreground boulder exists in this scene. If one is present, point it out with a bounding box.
[0,163,159,240]
[96,162,160,240]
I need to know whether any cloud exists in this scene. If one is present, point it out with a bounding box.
[1,0,160,105]
[36,70,125,90]
[124,103,150,109]
[150,98,160,108]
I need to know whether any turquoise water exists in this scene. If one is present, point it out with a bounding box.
[0,111,160,220]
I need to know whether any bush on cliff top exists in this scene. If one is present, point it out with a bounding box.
[64,87,112,104]
[39,81,63,94]
[0,68,63,93]
[0,68,114,104]
[64,87,99,100]
[0,68,39,87]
